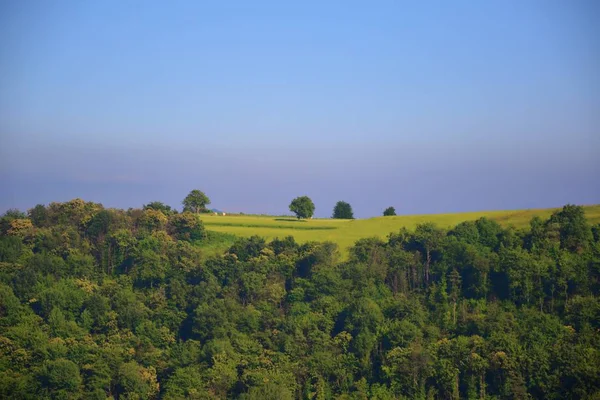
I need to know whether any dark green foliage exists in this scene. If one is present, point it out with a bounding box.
[183,189,211,213]
[383,206,396,216]
[450,220,480,244]
[38,358,82,398]
[475,217,503,249]
[289,196,315,219]
[168,212,206,241]
[0,201,598,399]
[0,236,23,263]
[592,223,600,242]
[86,209,114,240]
[28,204,49,227]
[0,284,21,325]
[116,361,159,399]
[227,235,266,262]
[1,209,26,220]
[332,201,354,219]
[143,201,175,215]
[240,382,294,400]
[548,204,593,251]
[269,235,299,256]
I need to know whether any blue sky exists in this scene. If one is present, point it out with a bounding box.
[1,0,599,218]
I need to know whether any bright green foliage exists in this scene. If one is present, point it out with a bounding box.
[383,206,396,216]
[332,201,354,219]
[289,196,315,219]
[137,209,168,232]
[163,366,210,399]
[0,202,599,399]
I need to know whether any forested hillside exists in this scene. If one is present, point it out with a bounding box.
[1,199,599,399]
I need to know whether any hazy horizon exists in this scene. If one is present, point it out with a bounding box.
[1,1,599,218]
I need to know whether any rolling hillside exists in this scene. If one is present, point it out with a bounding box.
[200,204,600,257]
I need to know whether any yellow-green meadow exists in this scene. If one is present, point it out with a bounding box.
[201,204,600,258]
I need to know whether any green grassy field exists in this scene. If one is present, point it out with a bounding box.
[199,205,600,258]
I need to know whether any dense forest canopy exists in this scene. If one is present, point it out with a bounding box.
[0,199,599,399]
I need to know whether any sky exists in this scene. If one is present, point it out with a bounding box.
[1,0,599,218]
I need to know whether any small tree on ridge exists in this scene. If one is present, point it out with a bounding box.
[383,206,396,216]
[332,201,354,219]
[183,190,210,214]
[289,196,315,219]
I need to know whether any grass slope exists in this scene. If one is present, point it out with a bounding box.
[200,205,600,258]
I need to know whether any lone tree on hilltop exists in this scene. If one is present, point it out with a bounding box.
[289,196,315,219]
[183,190,211,213]
[383,206,396,216]
[332,201,354,219]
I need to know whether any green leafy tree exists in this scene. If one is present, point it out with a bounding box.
[168,212,206,241]
[412,223,446,286]
[132,233,172,288]
[241,382,294,400]
[183,189,211,213]
[117,361,159,400]
[143,201,174,215]
[86,209,114,240]
[289,196,315,219]
[548,204,593,251]
[0,283,22,325]
[449,221,479,244]
[28,204,49,227]
[382,342,431,398]
[340,297,384,365]
[38,358,83,398]
[383,207,396,216]
[332,201,354,219]
[47,198,103,227]
[164,366,210,399]
[137,209,168,232]
[207,352,239,398]
[475,217,503,249]
[228,235,267,262]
